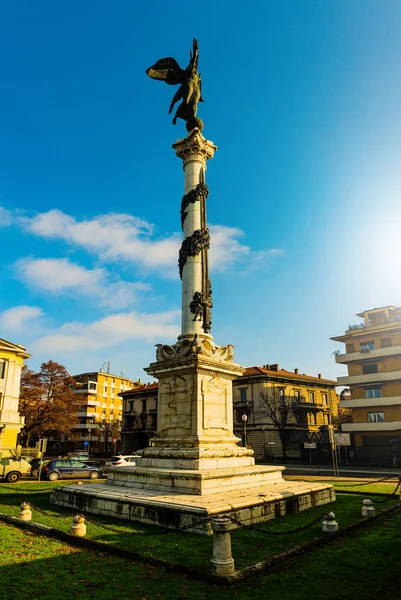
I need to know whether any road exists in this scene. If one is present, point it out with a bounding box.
[279,463,401,480]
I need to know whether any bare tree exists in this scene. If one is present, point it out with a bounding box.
[95,418,120,452]
[257,389,297,460]
[19,361,78,447]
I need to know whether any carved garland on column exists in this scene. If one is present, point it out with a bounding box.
[189,279,213,333]
[178,228,210,278]
[180,183,209,229]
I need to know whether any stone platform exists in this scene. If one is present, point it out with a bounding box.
[50,472,335,535]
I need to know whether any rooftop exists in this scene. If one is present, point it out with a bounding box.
[240,365,336,385]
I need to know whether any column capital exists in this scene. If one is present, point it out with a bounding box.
[173,128,217,165]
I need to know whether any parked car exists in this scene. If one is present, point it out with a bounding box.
[29,457,51,477]
[0,457,33,483]
[63,453,100,468]
[40,459,103,481]
[104,455,141,471]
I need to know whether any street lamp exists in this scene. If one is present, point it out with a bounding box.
[241,413,248,447]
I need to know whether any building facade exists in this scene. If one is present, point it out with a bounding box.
[118,365,338,461]
[332,305,401,465]
[70,370,138,453]
[232,364,338,460]
[0,338,31,457]
[120,383,158,453]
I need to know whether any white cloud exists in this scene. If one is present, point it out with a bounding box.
[0,207,12,228]
[32,310,180,353]
[209,225,283,271]
[15,257,150,309]
[21,209,179,271]
[19,209,282,275]
[0,305,44,333]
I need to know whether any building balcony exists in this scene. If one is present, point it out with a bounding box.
[337,370,401,386]
[342,421,401,432]
[80,399,100,407]
[335,344,401,364]
[340,395,401,409]
[293,400,329,412]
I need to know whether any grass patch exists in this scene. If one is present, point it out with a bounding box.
[0,480,399,573]
[2,503,401,599]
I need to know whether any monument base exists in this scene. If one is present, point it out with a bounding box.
[50,475,335,535]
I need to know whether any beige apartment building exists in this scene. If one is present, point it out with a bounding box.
[232,364,338,460]
[332,305,401,465]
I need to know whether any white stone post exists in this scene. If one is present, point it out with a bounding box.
[362,499,375,517]
[18,501,32,521]
[211,517,236,576]
[173,129,217,338]
[322,511,338,532]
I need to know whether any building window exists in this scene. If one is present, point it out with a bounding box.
[308,391,315,404]
[360,341,375,352]
[142,400,147,412]
[322,393,328,405]
[294,390,301,401]
[368,411,385,423]
[346,343,355,353]
[381,338,392,348]
[0,360,5,379]
[362,363,378,375]
[279,389,285,402]
[366,388,382,399]
[239,388,247,402]
[89,382,96,390]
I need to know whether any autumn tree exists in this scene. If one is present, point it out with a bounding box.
[19,360,78,447]
[257,389,297,460]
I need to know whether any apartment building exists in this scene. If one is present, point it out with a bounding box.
[119,383,158,453]
[232,364,338,460]
[0,338,31,457]
[71,370,138,453]
[332,305,401,465]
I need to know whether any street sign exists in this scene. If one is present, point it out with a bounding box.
[304,442,317,449]
[334,433,351,447]
[83,441,89,447]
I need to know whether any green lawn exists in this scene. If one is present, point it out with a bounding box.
[0,479,400,575]
[2,500,401,600]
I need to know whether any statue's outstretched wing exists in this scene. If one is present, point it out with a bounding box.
[146,57,186,86]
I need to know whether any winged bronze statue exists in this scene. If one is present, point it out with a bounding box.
[146,38,205,131]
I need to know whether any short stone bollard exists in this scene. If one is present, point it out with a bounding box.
[362,499,375,517]
[322,512,338,533]
[70,514,86,537]
[211,516,236,576]
[18,501,32,522]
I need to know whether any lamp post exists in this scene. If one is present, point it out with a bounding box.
[241,414,248,448]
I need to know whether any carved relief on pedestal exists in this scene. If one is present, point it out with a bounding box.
[158,375,193,435]
[155,334,234,365]
[201,376,229,431]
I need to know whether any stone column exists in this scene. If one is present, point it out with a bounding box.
[211,517,236,575]
[173,128,217,338]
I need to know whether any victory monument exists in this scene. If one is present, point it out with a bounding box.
[51,40,334,532]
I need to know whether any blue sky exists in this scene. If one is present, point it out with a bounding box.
[1,1,401,382]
